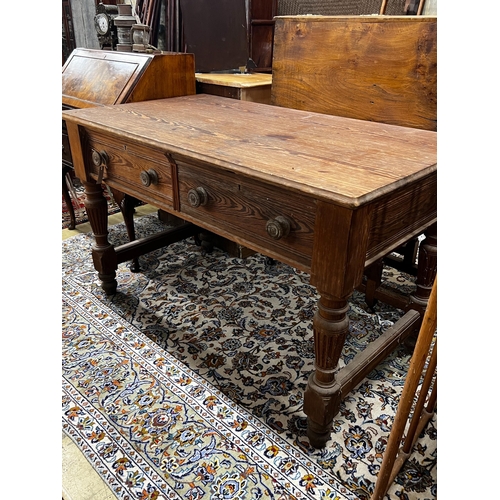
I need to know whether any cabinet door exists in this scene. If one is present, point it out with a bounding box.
[179,0,248,72]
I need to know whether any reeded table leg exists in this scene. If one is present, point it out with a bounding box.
[304,293,350,448]
[83,180,118,295]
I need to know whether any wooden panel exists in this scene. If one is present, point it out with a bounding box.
[251,0,276,19]
[62,50,148,108]
[365,172,437,264]
[272,16,437,131]
[127,52,196,102]
[250,24,275,70]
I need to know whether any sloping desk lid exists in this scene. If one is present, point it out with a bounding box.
[62,48,151,109]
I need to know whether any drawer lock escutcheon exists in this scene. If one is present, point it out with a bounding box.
[266,216,291,240]
[188,187,208,207]
[140,169,159,187]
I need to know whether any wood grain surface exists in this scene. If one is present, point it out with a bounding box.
[271,15,437,131]
[195,73,272,88]
[63,94,436,208]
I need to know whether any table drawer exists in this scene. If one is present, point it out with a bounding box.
[177,161,316,266]
[85,130,175,208]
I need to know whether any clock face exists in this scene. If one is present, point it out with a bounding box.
[95,13,110,36]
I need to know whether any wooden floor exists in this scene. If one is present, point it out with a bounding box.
[62,204,158,500]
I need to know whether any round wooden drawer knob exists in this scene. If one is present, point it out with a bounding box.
[140,169,159,187]
[91,149,109,166]
[188,187,208,207]
[266,216,291,240]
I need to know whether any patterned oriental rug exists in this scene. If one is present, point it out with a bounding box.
[62,214,437,500]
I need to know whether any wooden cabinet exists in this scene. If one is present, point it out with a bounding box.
[62,48,195,229]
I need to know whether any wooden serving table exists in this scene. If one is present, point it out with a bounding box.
[63,94,437,448]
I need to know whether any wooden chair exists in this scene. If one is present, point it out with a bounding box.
[370,277,437,500]
[62,166,77,230]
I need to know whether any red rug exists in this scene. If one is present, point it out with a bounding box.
[62,178,121,230]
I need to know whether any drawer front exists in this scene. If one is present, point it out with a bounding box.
[85,130,175,208]
[177,161,316,267]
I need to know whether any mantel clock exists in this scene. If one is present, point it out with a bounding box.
[94,2,118,49]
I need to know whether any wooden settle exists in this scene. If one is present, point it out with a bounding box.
[271,15,437,131]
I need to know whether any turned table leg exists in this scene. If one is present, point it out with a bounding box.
[83,180,118,295]
[304,292,350,448]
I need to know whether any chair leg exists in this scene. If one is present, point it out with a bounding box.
[371,277,437,500]
[63,167,76,230]
[109,187,141,271]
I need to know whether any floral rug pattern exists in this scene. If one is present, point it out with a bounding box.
[62,214,437,499]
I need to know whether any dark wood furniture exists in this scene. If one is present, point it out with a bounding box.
[248,0,278,72]
[177,0,278,73]
[62,0,76,65]
[63,94,437,448]
[62,48,196,230]
[178,0,248,72]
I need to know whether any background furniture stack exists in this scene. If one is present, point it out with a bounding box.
[62,48,196,230]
